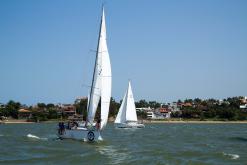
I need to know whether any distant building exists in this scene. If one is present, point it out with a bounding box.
[147,108,171,119]
[18,109,32,119]
[240,104,247,109]
[169,102,180,112]
[136,107,153,112]
[159,108,171,118]
[239,96,247,110]
[240,96,247,104]
[59,104,76,116]
[147,111,166,119]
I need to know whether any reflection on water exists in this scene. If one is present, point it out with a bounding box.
[26,133,48,141]
[96,144,129,165]
[223,152,240,160]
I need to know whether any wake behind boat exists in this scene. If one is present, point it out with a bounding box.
[115,81,145,128]
[58,7,112,142]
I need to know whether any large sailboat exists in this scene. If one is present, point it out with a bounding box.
[58,7,112,142]
[115,81,145,128]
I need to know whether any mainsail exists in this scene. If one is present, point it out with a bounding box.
[87,7,112,129]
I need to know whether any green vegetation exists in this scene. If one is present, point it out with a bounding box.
[0,96,246,121]
[0,100,21,119]
[173,97,247,121]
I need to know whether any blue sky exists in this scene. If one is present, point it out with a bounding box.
[0,0,247,105]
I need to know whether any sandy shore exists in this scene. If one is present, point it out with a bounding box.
[142,120,247,124]
[1,119,247,124]
[0,120,34,124]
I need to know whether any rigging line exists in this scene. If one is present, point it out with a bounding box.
[81,84,100,90]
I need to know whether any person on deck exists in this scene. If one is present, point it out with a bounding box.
[58,122,63,135]
[61,122,65,134]
[96,119,101,130]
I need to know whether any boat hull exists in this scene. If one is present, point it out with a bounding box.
[58,128,102,142]
[115,122,145,129]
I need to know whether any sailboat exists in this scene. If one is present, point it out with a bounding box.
[115,81,145,128]
[58,7,112,142]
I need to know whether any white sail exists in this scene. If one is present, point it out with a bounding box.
[100,8,112,129]
[115,81,138,125]
[115,91,127,123]
[125,81,138,122]
[87,47,102,123]
[87,7,111,128]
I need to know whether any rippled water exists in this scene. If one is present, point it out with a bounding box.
[0,123,247,165]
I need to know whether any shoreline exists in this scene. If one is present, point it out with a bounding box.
[142,120,247,124]
[1,119,247,124]
[0,120,35,124]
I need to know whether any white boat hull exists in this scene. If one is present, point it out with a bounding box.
[115,122,145,129]
[58,127,102,142]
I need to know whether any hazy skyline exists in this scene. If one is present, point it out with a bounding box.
[0,0,247,105]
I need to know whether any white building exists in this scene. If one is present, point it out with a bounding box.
[147,110,171,119]
[147,111,166,119]
[240,104,247,109]
[136,107,153,112]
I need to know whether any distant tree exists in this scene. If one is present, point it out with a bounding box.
[194,98,202,104]
[204,109,216,118]
[181,107,201,118]
[227,97,242,108]
[46,103,55,109]
[184,99,193,104]
[5,100,21,119]
[47,109,59,119]
[135,99,149,108]
[201,100,208,106]
[217,108,237,120]
[74,98,88,117]
[37,103,46,110]
[148,101,161,109]
[109,97,120,117]
[31,111,48,122]
[171,111,182,118]
[137,111,147,119]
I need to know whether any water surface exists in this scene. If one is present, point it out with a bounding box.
[0,123,246,165]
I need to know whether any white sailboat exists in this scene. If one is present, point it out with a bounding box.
[58,7,111,142]
[115,81,145,128]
